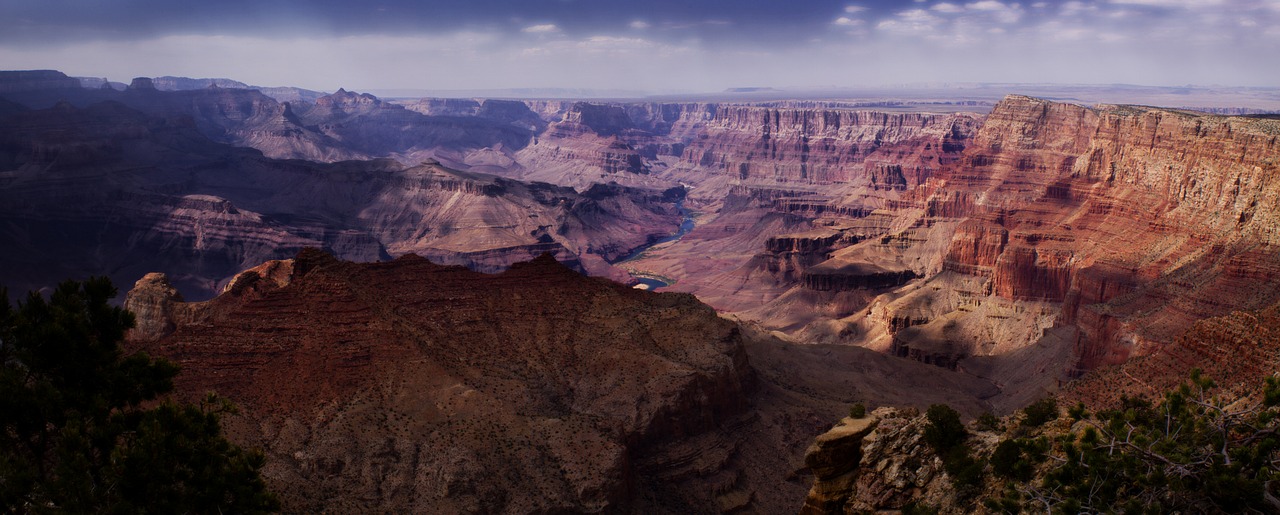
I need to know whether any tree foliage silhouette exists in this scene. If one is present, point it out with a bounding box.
[0,278,278,513]
[989,370,1280,513]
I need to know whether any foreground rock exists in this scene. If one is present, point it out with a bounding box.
[126,251,1002,513]
[128,250,749,512]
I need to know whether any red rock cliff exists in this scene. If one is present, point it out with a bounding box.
[936,96,1280,368]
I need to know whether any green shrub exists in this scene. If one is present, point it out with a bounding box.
[990,439,1033,481]
[0,279,278,513]
[902,501,940,515]
[976,411,1002,432]
[988,371,1280,513]
[850,403,867,418]
[923,404,967,453]
[1020,397,1059,427]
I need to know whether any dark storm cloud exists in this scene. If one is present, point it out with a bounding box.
[1,0,894,44]
[2,0,1277,91]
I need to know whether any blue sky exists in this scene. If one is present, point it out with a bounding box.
[1,0,1277,92]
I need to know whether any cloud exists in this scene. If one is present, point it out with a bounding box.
[2,0,1280,92]
[1109,0,1224,7]
[877,9,944,34]
[521,24,561,34]
[964,0,1022,23]
[1059,1,1098,16]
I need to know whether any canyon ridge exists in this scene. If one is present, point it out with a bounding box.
[2,69,1279,512]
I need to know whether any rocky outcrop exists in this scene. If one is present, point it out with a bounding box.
[802,263,919,292]
[148,76,250,90]
[799,416,879,514]
[123,273,185,342]
[401,98,544,131]
[128,250,753,512]
[800,408,966,514]
[759,229,844,281]
[512,102,653,185]
[127,77,156,90]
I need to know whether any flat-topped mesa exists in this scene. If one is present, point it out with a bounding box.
[0,70,82,93]
[562,102,636,137]
[759,229,847,281]
[127,77,156,90]
[125,250,753,512]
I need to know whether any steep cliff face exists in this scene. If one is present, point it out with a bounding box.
[625,96,1280,410]
[1063,299,1280,410]
[286,89,537,162]
[618,105,982,326]
[664,105,979,191]
[932,96,1280,369]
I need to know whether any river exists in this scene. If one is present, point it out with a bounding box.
[617,200,695,289]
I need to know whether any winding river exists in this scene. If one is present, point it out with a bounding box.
[617,200,695,289]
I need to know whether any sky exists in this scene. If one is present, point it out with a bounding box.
[0,0,1277,93]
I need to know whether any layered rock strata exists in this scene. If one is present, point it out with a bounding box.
[0,100,681,299]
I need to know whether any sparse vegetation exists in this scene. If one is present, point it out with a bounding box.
[850,403,867,419]
[1019,397,1058,428]
[901,500,940,515]
[923,404,967,453]
[976,411,1002,432]
[0,278,278,513]
[987,370,1280,513]
[923,404,985,498]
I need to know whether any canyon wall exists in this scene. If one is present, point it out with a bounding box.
[620,95,1280,408]
[929,96,1280,370]
[0,99,682,299]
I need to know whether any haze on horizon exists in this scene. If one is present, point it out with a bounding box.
[1,0,1277,94]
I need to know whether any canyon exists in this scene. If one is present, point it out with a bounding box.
[3,69,1279,512]
[124,249,996,513]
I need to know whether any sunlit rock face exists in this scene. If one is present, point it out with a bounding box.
[925,96,1280,371]
[607,95,1280,411]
